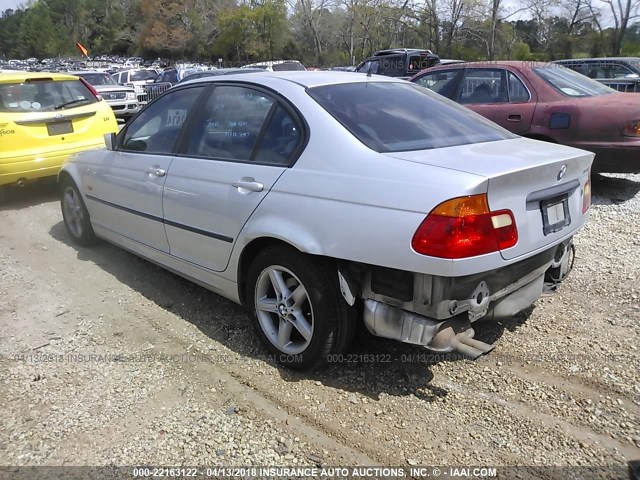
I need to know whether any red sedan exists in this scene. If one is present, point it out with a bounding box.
[411,61,640,173]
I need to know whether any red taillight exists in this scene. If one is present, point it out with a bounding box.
[582,171,591,214]
[79,77,102,100]
[412,194,518,259]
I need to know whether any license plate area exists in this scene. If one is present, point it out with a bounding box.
[541,195,571,236]
[47,120,73,136]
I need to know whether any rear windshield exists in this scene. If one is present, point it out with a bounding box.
[533,65,616,97]
[0,80,97,113]
[130,70,157,82]
[78,73,117,86]
[272,62,305,71]
[307,82,514,152]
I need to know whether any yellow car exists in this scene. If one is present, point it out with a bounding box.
[0,71,118,203]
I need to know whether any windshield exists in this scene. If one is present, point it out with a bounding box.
[308,82,514,152]
[533,65,616,97]
[0,80,97,112]
[130,70,157,82]
[77,73,117,86]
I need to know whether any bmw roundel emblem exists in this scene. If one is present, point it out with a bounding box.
[557,164,567,181]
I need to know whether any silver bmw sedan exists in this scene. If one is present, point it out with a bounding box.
[59,71,593,369]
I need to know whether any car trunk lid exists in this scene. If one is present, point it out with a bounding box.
[385,137,593,260]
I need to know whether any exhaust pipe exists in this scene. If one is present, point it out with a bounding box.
[428,318,495,359]
[16,178,26,188]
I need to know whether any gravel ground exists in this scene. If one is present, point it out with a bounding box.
[0,174,638,479]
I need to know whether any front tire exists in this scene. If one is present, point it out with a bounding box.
[60,178,98,246]
[246,246,356,370]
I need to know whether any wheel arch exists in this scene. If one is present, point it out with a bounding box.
[236,236,336,307]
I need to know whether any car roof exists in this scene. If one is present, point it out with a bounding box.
[66,70,109,75]
[427,60,550,69]
[182,70,403,88]
[556,57,640,62]
[373,48,434,56]
[0,71,81,83]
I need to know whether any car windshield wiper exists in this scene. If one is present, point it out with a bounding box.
[54,99,91,110]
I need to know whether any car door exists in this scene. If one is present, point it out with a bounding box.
[84,85,205,251]
[163,84,304,272]
[456,67,536,134]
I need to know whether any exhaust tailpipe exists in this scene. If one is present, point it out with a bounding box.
[16,178,26,188]
[428,318,495,359]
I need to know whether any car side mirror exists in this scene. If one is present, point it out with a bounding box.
[104,132,117,151]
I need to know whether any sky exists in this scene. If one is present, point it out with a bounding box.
[0,0,25,11]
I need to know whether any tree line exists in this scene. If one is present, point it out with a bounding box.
[1,0,639,67]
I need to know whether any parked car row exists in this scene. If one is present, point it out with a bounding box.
[2,53,635,369]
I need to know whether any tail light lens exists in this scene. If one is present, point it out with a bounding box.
[78,77,102,101]
[623,120,640,137]
[412,194,518,259]
[582,171,591,214]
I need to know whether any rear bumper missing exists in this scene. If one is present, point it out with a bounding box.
[358,239,575,357]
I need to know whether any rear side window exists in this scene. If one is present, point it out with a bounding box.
[407,55,437,73]
[377,55,405,76]
[308,82,514,152]
[0,80,97,113]
[183,85,274,161]
[254,105,302,165]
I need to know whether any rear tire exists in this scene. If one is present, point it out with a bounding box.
[246,246,356,370]
[60,178,99,247]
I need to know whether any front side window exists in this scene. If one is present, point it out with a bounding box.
[0,80,97,112]
[308,81,514,152]
[357,60,379,74]
[414,69,461,97]
[183,85,274,161]
[534,65,616,97]
[119,86,203,154]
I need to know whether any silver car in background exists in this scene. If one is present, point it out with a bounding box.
[59,72,593,369]
[72,71,140,120]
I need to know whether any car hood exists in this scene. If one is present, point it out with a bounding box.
[94,85,135,93]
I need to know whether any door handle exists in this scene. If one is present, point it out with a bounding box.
[146,167,166,177]
[232,179,264,193]
[507,114,521,121]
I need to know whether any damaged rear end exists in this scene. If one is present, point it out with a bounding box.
[342,138,593,358]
